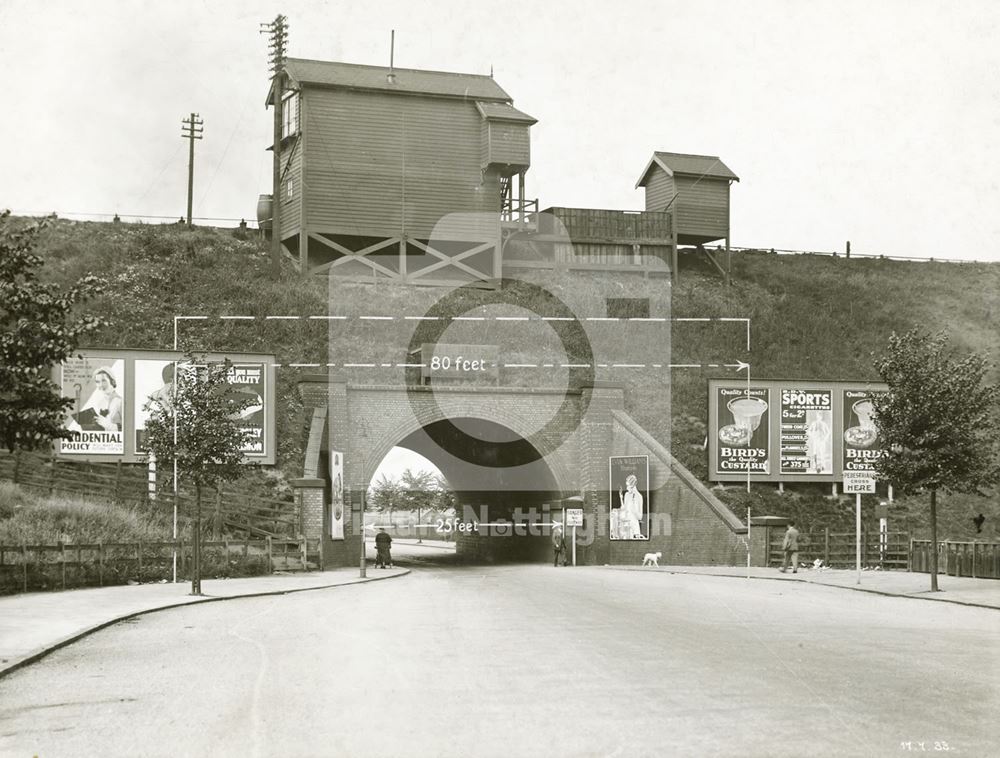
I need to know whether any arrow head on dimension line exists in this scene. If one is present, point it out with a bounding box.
[725,360,750,372]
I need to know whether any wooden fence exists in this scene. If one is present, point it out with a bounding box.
[0,536,321,595]
[768,529,910,570]
[0,451,300,539]
[910,540,1000,579]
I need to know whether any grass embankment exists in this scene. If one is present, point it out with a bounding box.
[0,481,171,545]
[22,219,1000,541]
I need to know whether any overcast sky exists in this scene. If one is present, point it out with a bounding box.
[2,0,998,261]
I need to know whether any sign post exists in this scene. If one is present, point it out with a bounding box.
[566,508,583,567]
[843,473,876,584]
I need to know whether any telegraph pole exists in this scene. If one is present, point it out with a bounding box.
[181,113,203,226]
[261,14,288,278]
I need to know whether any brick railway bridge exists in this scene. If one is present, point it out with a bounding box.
[292,375,749,568]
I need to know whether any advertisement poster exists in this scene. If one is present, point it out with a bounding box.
[780,388,833,475]
[133,359,176,452]
[715,386,770,475]
[60,356,125,455]
[842,389,886,475]
[609,455,649,541]
[226,363,266,456]
[330,451,345,540]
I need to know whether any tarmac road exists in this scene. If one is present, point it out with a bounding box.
[0,564,997,758]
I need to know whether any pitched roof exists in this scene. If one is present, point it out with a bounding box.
[475,101,537,124]
[635,151,740,187]
[268,58,512,103]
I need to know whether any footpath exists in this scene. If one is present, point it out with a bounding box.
[0,567,408,679]
[609,564,1000,610]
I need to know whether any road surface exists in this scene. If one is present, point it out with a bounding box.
[1,563,996,757]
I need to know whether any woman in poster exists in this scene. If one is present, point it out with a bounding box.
[618,474,644,539]
[68,367,123,432]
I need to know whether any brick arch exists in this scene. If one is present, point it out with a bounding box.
[349,388,581,497]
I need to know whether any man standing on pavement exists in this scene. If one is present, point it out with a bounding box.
[552,526,567,567]
[779,521,799,573]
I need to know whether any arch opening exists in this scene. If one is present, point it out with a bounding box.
[366,417,572,565]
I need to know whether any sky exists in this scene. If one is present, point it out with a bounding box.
[1,0,999,261]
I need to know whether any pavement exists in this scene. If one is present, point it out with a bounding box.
[2,558,996,682]
[0,567,409,679]
[609,563,1000,609]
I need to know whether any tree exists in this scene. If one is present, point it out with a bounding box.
[144,359,253,595]
[368,473,402,518]
[400,468,437,514]
[872,330,1000,591]
[431,473,457,517]
[0,212,104,453]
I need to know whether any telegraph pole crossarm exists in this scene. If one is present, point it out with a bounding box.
[180,113,204,226]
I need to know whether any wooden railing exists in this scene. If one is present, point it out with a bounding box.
[537,207,673,241]
[0,451,300,539]
[768,529,910,570]
[501,196,539,225]
[0,538,265,595]
[910,540,1000,579]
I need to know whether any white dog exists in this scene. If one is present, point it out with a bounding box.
[642,551,662,567]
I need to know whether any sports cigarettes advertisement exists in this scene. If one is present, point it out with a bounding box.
[779,388,833,475]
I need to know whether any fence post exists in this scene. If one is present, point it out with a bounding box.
[824,528,830,565]
[266,536,273,574]
[22,543,28,593]
[48,454,57,495]
[137,541,143,581]
[13,449,21,484]
[61,541,67,591]
[77,544,83,588]
[179,539,185,579]
[972,541,976,579]
[114,462,123,500]
[98,542,104,586]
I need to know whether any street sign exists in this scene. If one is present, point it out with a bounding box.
[566,508,584,527]
[843,472,876,494]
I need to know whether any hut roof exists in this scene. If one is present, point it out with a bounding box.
[475,101,537,124]
[267,58,512,104]
[635,151,740,188]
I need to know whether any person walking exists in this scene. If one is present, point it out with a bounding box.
[375,528,393,569]
[779,521,799,573]
[552,526,567,567]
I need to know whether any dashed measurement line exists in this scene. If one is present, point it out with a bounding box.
[229,362,749,371]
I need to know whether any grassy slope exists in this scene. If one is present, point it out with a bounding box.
[24,219,1000,540]
[0,481,172,544]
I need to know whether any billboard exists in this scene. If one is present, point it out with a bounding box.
[779,387,833,475]
[55,348,276,464]
[715,385,771,475]
[609,455,650,540]
[60,355,126,456]
[842,388,887,474]
[330,450,344,540]
[708,379,888,484]
[134,359,176,453]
